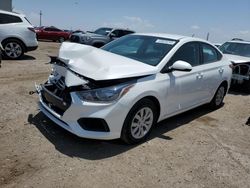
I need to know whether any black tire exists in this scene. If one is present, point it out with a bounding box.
[121,98,158,144]
[2,39,25,60]
[58,37,65,43]
[209,84,226,109]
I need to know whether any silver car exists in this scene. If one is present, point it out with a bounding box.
[69,27,134,48]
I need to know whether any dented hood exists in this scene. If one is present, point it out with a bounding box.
[225,54,250,64]
[58,42,158,81]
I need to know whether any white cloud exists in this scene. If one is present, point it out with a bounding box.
[123,16,154,28]
[239,30,250,35]
[102,16,155,32]
[191,25,200,30]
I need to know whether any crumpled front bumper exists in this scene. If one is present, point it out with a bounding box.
[36,83,128,140]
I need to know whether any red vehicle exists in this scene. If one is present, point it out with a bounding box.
[35,26,71,43]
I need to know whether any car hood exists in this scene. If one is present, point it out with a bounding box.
[58,42,158,81]
[224,54,250,64]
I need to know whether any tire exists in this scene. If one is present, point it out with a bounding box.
[121,99,158,144]
[209,84,226,109]
[2,39,24,59]
[58,37,65,43]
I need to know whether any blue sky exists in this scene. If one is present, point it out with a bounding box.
[13,0,250,43]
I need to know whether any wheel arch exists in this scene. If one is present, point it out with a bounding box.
[130,95,161,123]
[220,80,229,93]
[1,37,27,52]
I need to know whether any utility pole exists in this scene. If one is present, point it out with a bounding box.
[206,32,210,41]
[39,10,42,27]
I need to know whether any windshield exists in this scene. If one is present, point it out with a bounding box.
[219,42,250,57]
[94,27,112,36]
[102,35,178,66]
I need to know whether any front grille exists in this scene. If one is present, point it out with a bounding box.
[70,35,80,43]
[41,78,71,116]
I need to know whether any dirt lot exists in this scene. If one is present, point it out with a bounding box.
[0,42,250,188]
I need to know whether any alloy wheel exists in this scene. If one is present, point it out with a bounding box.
[215,87,225,106]
[4,42,22,59]
[131,107,154,139]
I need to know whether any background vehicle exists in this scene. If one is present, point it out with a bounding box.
[69,27,134,47]
[219,39,250,91]
[36,34,232,144]
[35,26,71,43]
[0,10,38,59]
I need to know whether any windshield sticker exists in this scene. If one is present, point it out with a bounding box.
[156,39,176,45]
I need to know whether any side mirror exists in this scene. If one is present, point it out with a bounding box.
[170,60,192,72]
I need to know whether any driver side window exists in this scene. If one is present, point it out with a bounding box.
[168,42,200,67]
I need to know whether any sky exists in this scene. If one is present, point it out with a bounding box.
[12,0,250,43]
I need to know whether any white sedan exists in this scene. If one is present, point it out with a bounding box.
[36,33,232,144]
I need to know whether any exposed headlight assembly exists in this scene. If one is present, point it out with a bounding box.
[76,83,135,103]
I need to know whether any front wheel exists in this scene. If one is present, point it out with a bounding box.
[121,99,158,144]
[209,84,226,109]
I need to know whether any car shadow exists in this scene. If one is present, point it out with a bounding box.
[27,105,215,160]
[229,86,249,96]
[2,54,36,61]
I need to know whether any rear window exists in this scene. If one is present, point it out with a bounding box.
[0,13,23,24]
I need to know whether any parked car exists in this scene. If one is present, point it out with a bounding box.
[35,26,71,43]
[36,33,232,144]
[0,10,38,59]
[69,27,134,47]
[219,40,250,91]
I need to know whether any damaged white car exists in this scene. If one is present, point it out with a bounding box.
[219,40,250,91]
[36,34,232,144]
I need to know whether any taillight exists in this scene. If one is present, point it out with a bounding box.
[28,27,36,33]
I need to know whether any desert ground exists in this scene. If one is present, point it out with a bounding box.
[0,42,250,188]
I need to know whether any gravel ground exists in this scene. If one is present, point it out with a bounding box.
[0,42,250,188]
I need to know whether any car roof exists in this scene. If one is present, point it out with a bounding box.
[0,10,24,17]
[112,28,135,32]
[132,33,209,42]
[226,40,250,44]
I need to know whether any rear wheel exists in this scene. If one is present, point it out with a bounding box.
[121,99,158,144]
[209,84,226,109]
[2,39,24,59]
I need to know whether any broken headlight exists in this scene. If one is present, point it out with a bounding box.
[76,83,134,103]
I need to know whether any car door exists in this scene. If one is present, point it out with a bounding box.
[163,42,205,115]
[198,42,224,101]
[41,27,53,40]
